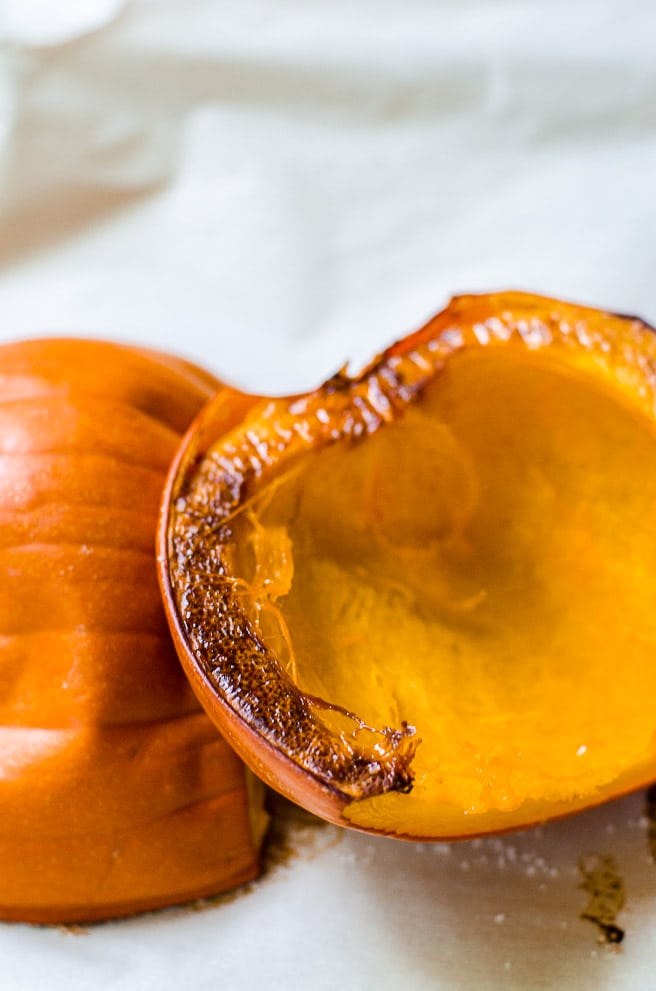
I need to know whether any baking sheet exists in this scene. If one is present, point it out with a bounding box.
[1,1,656,987]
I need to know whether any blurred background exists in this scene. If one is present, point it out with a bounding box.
[1,0,655,395]
[1,2,656,989]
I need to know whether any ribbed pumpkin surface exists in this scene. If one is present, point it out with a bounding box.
[0,340,265,923]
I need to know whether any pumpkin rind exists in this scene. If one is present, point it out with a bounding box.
[0,339,266,923]
[161,293,656,840]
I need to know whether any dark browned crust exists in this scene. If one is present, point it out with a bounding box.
[167,364,424,802]
[166,291,656,809]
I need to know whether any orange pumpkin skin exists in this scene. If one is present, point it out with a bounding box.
[0,339,265,923]
[160,292,656,842]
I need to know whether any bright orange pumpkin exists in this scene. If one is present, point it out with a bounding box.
[0,339,267,923]
[160,292,656,840]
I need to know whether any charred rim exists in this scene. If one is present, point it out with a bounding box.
[161,291,656,812]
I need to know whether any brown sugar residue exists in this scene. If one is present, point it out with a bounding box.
[261,792,343,873]
[183,793,343,917]
[578,853,625,946]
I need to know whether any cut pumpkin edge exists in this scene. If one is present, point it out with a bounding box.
[159,291,656,839]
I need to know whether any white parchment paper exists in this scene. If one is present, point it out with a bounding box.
[0,2,655,987]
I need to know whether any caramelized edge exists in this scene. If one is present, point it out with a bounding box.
[164,291,656,811]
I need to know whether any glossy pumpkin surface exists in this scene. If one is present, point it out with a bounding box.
[161,292,656,840]
[0,339,267,923]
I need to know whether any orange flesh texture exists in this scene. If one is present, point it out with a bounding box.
[245,348,656,835]
[0,340,266,922]
[173,294,656,839]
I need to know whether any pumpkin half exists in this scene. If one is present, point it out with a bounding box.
[0,339,267,923]
[160,292,656,840]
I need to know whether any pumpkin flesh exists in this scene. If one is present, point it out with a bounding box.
[165,293,656,839]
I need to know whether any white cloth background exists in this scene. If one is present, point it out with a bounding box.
[1,2,655,988]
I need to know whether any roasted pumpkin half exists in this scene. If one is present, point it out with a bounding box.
[160,292,656,840]
[0,340,267,923]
